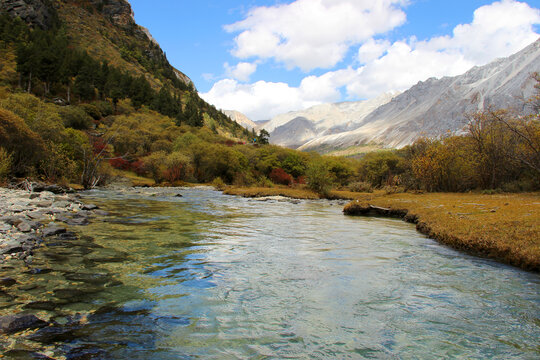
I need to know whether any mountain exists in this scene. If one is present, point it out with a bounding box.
[270,39,540,153]
[0,0,250,138]
[223,110,258,130]
[264,92,398,149]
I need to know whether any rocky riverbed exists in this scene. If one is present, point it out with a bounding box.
[0,186,113,358]
[0,187,105,264]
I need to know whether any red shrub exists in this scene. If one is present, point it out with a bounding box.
[92,137,107,155]
[269,168,293,186]
[109,157,131,170]
[295,176,306,185]
[131,160,146,176]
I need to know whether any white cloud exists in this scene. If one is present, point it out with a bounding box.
[358,38,391,63]
[205,0,540,120]
[225,0,407,71]
[346,0,540,98]
[201,73,352,120]
[224,62,258,82]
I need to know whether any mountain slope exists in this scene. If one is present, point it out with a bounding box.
[265,92,398,149]
[223,110,258,130]
[299,38,540,152]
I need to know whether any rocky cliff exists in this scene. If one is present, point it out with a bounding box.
[0,0,55,29]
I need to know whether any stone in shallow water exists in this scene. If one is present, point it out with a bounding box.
[41,225,66,237]
[0,277,17,287]
[0,240,24,255]
[2,350,54,360]
[66,217,89,226]
[24,300,64,311]
[81,204,99,211]
[63,272,112,285]
[0,314,48,334]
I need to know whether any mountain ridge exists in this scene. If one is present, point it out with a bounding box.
[259,38,540,153]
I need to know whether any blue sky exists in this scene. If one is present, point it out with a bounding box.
[130,0,540,120]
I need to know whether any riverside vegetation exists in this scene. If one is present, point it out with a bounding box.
[0,1,539,270]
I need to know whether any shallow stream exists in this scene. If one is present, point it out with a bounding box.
[1,188,539,359]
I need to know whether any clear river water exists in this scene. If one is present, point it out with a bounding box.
[1,187,539,359]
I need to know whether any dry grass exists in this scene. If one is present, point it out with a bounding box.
[110,169,155,187]
[224,186,322,199]
[226,186,540,271]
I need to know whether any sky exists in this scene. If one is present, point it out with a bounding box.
[129,0,540,121]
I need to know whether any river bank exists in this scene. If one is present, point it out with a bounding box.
[224,186,540,272]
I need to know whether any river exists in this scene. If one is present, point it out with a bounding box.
[1,188,539,359]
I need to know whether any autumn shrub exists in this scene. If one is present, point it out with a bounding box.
[212,177,226,191]
[269,168,293,186]
[94,101,114,117]
[163,151,192,183]
[79,103,102,120]
[348,181,373,193]
[359,150,405,188]
[40,142,79,183]
[0,147,12,180]
[0,93,64,141]
[306,161,333,196]
[60,106,93,130]
[141,151,167,183]
[233,171,257,187]
[0,108,46,175]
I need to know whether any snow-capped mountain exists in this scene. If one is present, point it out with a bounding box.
[267,38,540,152]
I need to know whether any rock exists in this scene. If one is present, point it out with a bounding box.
[0,0,55,29]
[0,314,48,334]
[33,183,66,194]
[81,204,99,211]
[0,222,12,232]
[1,215,24,226]
[24,300,62,311]
[53,200,71,208]
[66,217,89,226]
[35,200,53,208]
[0,277,17,287]
[2,350,54,359]
[17,220,41,233]
[26,210,47,220]
[0,240,24,255]
[42,225,66,237]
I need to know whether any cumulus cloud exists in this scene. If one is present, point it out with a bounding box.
[225,0,407,71]
[201,74,351,120]
[346,0,540,98]
[224,62,258,82]
[203,0,540,120]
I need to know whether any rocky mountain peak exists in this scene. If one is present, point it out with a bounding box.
[89,0,134,26]
[0,0,55,29]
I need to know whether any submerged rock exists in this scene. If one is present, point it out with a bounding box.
[0,314,48,334]
[41,225,66,237]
